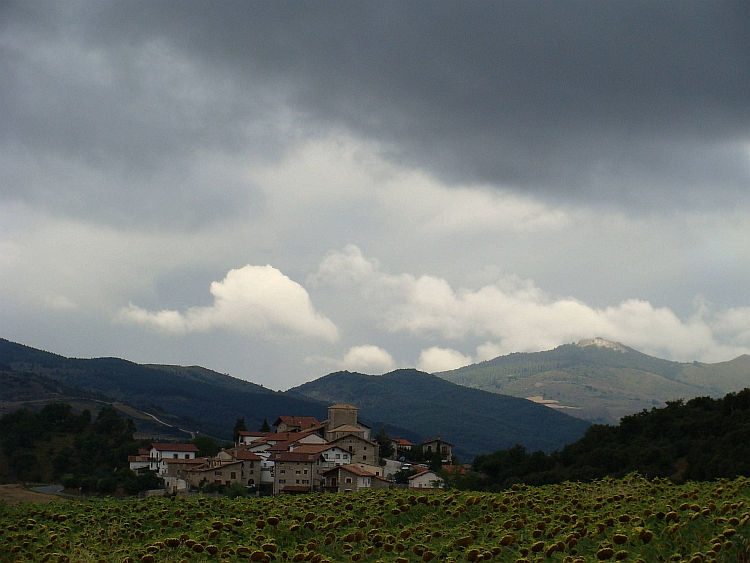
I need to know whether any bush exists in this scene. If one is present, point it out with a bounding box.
[224,482,248,499]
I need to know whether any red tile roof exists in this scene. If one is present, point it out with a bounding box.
[223,448,262,461]
[321,464,376,477]
[392,438,413,446]
[273,416,320,429]
[150,443,199,452]
[269,451,324,463]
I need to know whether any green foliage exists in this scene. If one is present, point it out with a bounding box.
[259,417,271,432]
[190,435,221,457]
[374,425,394,459]
[224,481,248,499]
[233,418,247,443]
[0,402,146,494]
[467,389,750,490]
[393,468,417,484]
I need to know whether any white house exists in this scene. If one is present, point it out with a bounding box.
[149,443,199,475]
[291,444,352,468]
[408,467,444,489]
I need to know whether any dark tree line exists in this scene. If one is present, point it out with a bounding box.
[446,389,750,491]
[0,403,161,495]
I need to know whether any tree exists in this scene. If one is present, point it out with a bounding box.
[259,418,271,432]
[191,436,221,457]
[375,425,394,460]
[233,418,247,443]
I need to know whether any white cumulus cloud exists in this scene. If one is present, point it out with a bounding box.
[417,347,473,373]
[305,344,396,374]
[311,246,750,363]
[116,264,339,341]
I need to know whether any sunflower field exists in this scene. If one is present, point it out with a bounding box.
[2,474,749,563]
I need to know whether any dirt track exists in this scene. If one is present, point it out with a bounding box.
[0,484,67,505]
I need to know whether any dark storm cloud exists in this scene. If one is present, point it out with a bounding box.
[2,0,748,217]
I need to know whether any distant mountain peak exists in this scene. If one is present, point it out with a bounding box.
[576,337,627,352]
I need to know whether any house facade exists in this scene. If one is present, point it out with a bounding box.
[328,434,379,465]
[269,451,325,494]
[422,437,453,464]
[408,467,444,489]
[321,465,389,493]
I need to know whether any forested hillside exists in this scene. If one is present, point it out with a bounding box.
[0,338,331,440]
[456,388,750,490]
[289,369,591,459]
[0,403,160,493]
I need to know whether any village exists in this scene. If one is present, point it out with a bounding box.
[128,404,460,495]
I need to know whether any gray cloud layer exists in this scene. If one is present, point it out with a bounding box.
[0,1,747,388]
[2,1,747,226]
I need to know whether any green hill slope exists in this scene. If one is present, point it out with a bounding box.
[437,338,750,423]
[288,369,591,460]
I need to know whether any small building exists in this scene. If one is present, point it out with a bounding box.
[290,444,352,469]
[328,434,379,465]
[392,438,413,458]
[216,449,264,486]
[408,466,444,489]
[422,437,453,464]
[269,451,325,495]
[321,464,390,493]
[128,448,156,473]
[149,443,199,476]
[161,458,206,492]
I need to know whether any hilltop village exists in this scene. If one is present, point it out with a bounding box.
[128,404,458,495]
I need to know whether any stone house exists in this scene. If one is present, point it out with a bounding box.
[269,451,325,494]
[328,433,379,465]
[321,465,390,493]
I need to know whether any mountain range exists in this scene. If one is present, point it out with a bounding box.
[437,337,750,423]
[0,338,589,459]
[2,337,748,460]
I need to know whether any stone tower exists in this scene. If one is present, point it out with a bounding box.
[327,403,358,431]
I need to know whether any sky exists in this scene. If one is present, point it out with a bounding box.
[1,1,748,390]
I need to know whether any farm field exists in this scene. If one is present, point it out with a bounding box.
[1,475,748,563]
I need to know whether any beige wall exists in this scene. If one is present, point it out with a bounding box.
[327,406,358,431]
[329,436,379,465]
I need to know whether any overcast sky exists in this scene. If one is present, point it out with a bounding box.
[1,1,748,390]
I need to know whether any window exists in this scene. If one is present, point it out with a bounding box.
[303,469,308,475]
[345,477,352,484]
[280,469,286,474]
[296,470,301,475]
[184,454,190,459]
[302,480,309,484]
[348,446,353,453]
[230,472,236,479]
[296,480,300,484]
[215,471,222,476]
[363,456,367,461]
[279,479,286,484]
[173,454,178,459]
[335,453,340,459]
